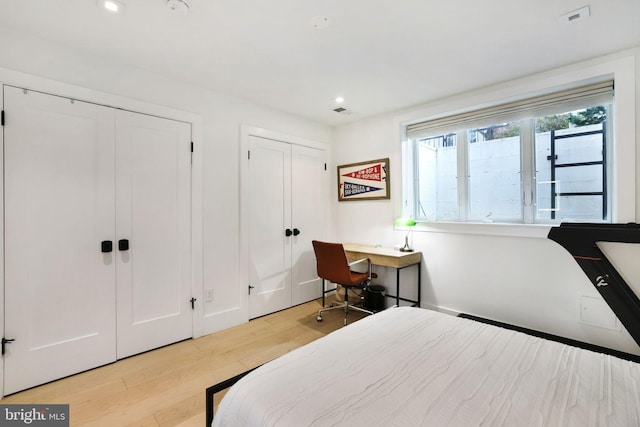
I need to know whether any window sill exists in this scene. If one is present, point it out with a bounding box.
[406,221,554,239]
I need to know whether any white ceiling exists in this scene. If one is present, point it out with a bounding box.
[1,0,639,126]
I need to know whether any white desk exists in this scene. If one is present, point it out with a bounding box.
[343,243,422,307]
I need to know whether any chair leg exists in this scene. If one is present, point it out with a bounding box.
[343,287,349,325]
[348,305,375,316]
[317,301,347,322]
[343,287,374,326]
[317,285,375,325]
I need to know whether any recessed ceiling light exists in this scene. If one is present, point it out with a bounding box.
[335,96,345,104]
[104,1,118,12]
[98,0,125,14]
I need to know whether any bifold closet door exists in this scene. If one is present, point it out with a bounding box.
[290,145,326,305]
[3,87,193,393]
[115,110,192,359]
[248,136,293,319]
[247,136,327,318]
[3,87,117,394]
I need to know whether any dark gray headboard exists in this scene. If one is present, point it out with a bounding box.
[548,222,640,347]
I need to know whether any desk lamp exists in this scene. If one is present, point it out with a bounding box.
[395,217,417,252]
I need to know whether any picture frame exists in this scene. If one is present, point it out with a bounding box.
[337,158,390,201]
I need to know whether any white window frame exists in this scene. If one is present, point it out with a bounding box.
[397,54,636,239]
[410,112,612,224]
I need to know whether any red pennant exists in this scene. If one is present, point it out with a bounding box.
[342,164,382,182]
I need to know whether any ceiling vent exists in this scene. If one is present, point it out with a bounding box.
[560,6,590,24]
[333,107,352,115]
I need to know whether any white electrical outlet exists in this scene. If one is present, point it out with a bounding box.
[205,289,214,302]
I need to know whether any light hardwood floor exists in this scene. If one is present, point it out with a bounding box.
[2,298,367,426]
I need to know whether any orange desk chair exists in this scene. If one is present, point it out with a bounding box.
[312,240,375,325]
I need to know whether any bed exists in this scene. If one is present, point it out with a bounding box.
[207,223,640,426]
[208,306,640,426]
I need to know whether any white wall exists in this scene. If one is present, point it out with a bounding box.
[3,27,640,358]
[0,28,332,336]
[332,49,640,356]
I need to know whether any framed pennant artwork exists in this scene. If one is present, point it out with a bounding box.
[337,158,390,201]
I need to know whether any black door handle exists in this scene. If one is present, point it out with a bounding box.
[293,228,300,236]
[101,240,113,253]
[2,338,15,355]
[285,229,293,237]
[118,239,130,251]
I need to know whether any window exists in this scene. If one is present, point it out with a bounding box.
[405,81,613,224]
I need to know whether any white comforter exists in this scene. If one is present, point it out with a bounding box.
[213,307,640,426]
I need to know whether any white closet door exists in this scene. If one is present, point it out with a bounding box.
[291,145,326,305]
[248,136,292,319]
[115,110,192,359]
[3,87,116,394]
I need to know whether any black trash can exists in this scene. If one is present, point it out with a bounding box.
[364,284,386,312]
